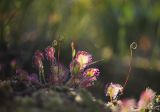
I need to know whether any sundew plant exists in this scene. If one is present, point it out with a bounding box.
[15,40,160,112]
[31,39,101,88]
[104,42,160,112]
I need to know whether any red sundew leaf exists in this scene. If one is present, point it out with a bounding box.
[45,46,55,64]
[75,51,93,70]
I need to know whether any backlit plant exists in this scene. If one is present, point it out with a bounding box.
[28,39,101,89]
[15,40,160,112]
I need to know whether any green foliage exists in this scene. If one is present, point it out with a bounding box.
[1,0,160,57]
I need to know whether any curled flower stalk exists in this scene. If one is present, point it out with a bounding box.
[123,42,137,89]
[104,42,137,105]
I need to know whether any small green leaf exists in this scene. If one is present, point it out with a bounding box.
[72,49,76,58]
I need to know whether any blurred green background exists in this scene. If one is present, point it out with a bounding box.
[0,0,160,100]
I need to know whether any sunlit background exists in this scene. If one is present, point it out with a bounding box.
[0,0,160,100]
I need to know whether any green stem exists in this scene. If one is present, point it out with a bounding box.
[41,68,46,84]
[39,70,42,84]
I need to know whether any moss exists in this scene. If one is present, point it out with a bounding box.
[0,80,110,112]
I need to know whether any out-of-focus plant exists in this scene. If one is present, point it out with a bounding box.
[105,87,159,112]
[104,42,160,112]
[105,83,123,102]
[104,42,137,103]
